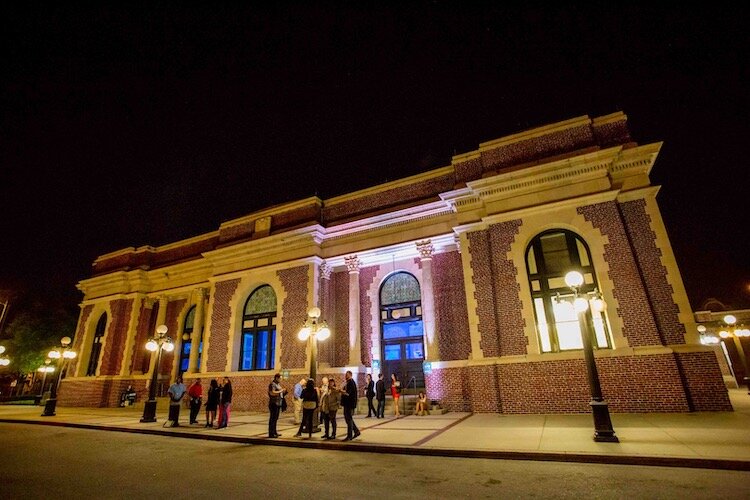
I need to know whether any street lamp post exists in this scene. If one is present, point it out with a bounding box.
[41,336,77,417]
[37,359,55,401]
[298,307,331,432]
[559,270,618,443]
[140,325,175,423]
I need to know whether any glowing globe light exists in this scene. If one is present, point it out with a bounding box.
[719,330,731,339]
[317,326,331,341]
[298,326,311,341]
[145,340,158,352]
[564,271,584,288]
[162,342,175,353]
[723,314,737,326]
[573,297,590,312]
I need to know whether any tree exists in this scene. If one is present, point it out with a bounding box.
[3,292,78,391]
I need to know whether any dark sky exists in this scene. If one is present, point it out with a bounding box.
[1,3,748,311]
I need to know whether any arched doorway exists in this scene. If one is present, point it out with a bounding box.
[380,272,425,391]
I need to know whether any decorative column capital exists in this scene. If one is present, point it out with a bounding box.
[320,262,332,280]
[416,240,434,260]
[195,287,207,300]
[454,234,462,254]
[345,255,361,274]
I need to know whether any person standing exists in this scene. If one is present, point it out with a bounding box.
[391,373,401,417]
[217,376,232,429]
[341,370,360,441]
[293,377,306,426]
[268,373,286,438]
[375,373,386,418]
[187,378,203,424]
[167,376,186,427]
[319,377,329,437]
[294,379,319,439]
[205,379,220,428]
[365,374,376,418]
[320,377,341,439]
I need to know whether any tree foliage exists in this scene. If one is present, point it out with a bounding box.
[3,294,78,376]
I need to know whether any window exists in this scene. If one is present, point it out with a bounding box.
[239,285,276,371]
[526,230,611,353]
[179,306,201,374]
[86,314,107,376]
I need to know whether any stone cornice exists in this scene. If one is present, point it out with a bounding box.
[218,197,322,231]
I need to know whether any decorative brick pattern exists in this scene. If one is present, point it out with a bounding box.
[467,365,503,412]
[467,229,500,357]
[424,368,472,412]
[318,272,334,366]
[578,201,662,347]
[322,174,455,224]
[130,301,155,374]
[206,279,240,372]
[99,298,133,376]
[270,202,321,232]
[481,125,595,174]
[593,118,631,147]
[453,157,483,186]
[619,199,686,345]
[432,251,471,361]
[359,264,379,366]
[333,271,350,367]
[489,221,527,356]
[68,305,93,377]
[674,351,732,411]
[278,266,309,370]
[161,299,186,375]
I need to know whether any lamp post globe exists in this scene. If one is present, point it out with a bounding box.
[41,337,77,417]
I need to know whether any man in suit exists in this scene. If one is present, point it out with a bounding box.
[341,370,361,441]
[375,373,386,418]
[365,374,376,417]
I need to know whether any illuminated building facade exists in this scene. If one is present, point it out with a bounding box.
[62,112,732,413]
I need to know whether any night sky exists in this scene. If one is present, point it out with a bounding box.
[2,4,748,311]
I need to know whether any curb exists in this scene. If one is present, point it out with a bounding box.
[2,418,749,472]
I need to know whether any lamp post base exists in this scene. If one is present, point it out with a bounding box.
[41,398,57,417]
[140,400,158,423]
[590,400,619,442]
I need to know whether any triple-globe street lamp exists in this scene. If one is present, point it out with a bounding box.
[140,325,175,423]
[555,270,618,443]
[41,336,77,417]
[699,314,750,395]
[298,307,330,432]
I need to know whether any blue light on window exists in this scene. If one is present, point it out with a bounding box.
[257,330,269,369]
[241,334,255,370]
[384,344,401,360]
[405,342,424,360]
[383,320,423,340]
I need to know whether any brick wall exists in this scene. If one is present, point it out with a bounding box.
[206,279,240,372]
[99,298,134,376]
[489,221,527,356]
[333,271,349,367]
[59,378,149,408]
[432,251,471,360]
[130,301,155,374]
[161,299,186,375]
[675,351,732,411]
[467,230,500,357]
[318,273,333,365]
[68,305,93,377]
[424,368,472,412]
[619,199,686,345]
[278,266,309,370]
[359,265,379,366]
[578,201,662,347]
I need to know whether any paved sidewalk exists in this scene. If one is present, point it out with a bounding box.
[2,389,749,471]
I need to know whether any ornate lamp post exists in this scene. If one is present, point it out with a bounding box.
[298,307,331,431]
[140,325,175,423]
[37,359,55,401]
[557,270,618,442]
[41,336,77,417]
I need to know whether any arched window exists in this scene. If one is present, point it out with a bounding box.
[526,230,611,353]
[86,313,107,376]
[178,306,199,374]
[239,285,277,371]
[380,272,425,388]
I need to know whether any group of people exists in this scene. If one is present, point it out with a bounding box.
[270,370,361,441]
[163,371,429,434]
[166,375,233,428]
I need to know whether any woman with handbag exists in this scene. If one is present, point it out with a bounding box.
[294,379,319,438]
[320,378,341,440]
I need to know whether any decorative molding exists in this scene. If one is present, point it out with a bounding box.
[416,240,434,260]
[345,255,361,273]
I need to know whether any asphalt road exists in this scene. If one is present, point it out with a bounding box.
[0,424,747,499]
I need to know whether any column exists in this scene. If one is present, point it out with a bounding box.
[319,262,332,365]
[417,240,439,361]
[345,255,362,367]
[147,295,168,377]
[187,288,206,374]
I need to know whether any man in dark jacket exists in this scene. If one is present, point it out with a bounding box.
[365,374,376,417]
[341,370,361,441]
[375,373,386,418]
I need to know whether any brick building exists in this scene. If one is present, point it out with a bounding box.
[61,112,732,413]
